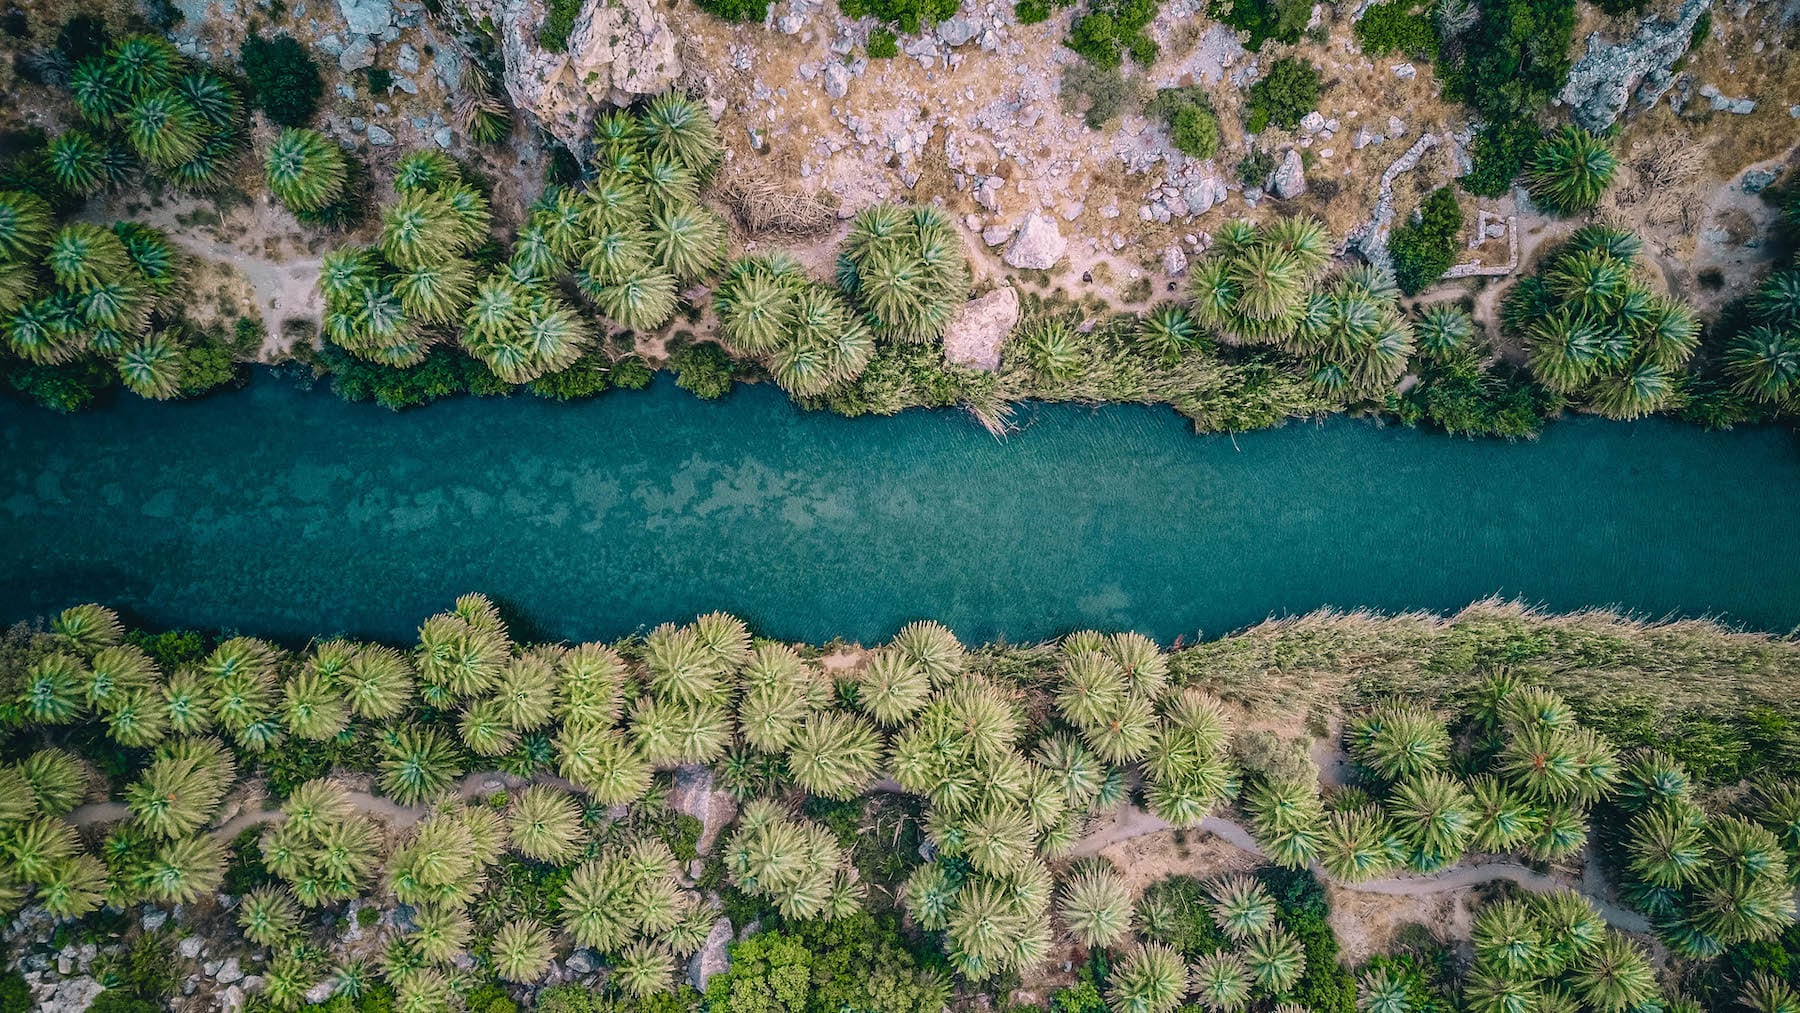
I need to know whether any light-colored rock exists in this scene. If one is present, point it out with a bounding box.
[981,224,1014,246]
[1182,178,1226,216]
[1386,115,1407,137]
[178,936,204,959]
[366,124,395,145]
[975,176,1003,212]
[823,62,851,99]
[338,36,375,72]
[937,16,978,46]
[214,956,243,984]
[1162,245,1188,276]
[942,286,1020,371]
[1558,0,1710,130]
[461,0,681,154]
[1299,111,1326,134]
[687,918,735,990]
[1271,148,1306,199]
[395,42,419,74]
[305,980,335,1004]
[1003,212,1067,270]
[567,949,597,974]
[1392,62,1416,79]
[336,0,392,34]
[434,126,453,147]
[220,985,246,1012]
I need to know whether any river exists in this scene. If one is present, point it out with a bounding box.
[3,374,1797,644]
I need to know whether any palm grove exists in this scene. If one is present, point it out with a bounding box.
[1,596,1797,1012]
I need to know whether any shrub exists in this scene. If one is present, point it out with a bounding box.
[839,0,958,34]
[525,352,619,401]
[1059,62,1138,128]
[696,0,772,20]
[1390,187,1463,294]
[3,357,114,412]
[0,970,29,1013]
[1146,87,1220,159]
[1245,57,1319,132]
[539,0,582,51]
[667,343,739,400]
[1210,0,1310,50]
[1066,0,1161,69]
[868,28,900,57]
[1354,1,1436,56]
[239,34,323,127]
[319,343,512,410]
[1236,149,1276,186]
[1462,120,1541,198]
[1438,0,1575,195]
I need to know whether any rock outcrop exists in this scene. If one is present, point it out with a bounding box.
[1270,149,1307,199]
[1558,0,1710,131]
[461,0,683,153]
[942,286,1020,371]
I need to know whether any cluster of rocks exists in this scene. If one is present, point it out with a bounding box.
[1558,0,1712,130]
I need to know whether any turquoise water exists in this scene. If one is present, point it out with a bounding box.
[3,375,1798,644]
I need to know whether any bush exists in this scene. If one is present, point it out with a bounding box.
[838,0,958,34]
[0,970,29,1013]
[1236,149,1277,186]
[177,340,241,396]
[696,0,772,21]
[1059,62,1139,128]
[1437,0,1574,195]
[1146,87,1220,158]
[539,0,581,50]
[240,34,324,127]
[1389,187,1463,294]
[1210,0,1310,50]
[1066,0,1161,69]
[667,343,739,400]
[3,357,113,412]
[320,343,514,410]
[1400,354,1560,438]
[525,352,618,401]
[1462,120,1541,198]
[1245,57,1320,132]
[868,28,900,57]
[1354,1,1436,56]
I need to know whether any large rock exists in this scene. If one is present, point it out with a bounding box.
[942,286,1019,371]
[1271,149,1306,199]
[461,0,682,154]
[1559,0,1710,131]
[336,0,393,34]
[687,917,734,990]
[1003,212,1067,270]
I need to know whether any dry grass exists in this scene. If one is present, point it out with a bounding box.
[715,167,842,238]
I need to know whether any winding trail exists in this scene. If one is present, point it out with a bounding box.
[71,772,1654,933]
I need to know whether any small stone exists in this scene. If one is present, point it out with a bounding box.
[1392,62,1416,79]
[221,985,246,1011]
[434,126,453,148]
[1299,111,1326,134]
[366,124,395,146]
[335,0,392,34]
[778,13,803,32]
[1162,245,1188,276]
[178,936,204,960]
[567,950,597,975]
[338,36,375,72]
[937,16,978,46]
[395,42,419,74]
[1003,212,1067,270]
[1351,127,1375,149]
[215,957,243,984]
[981,224,1014,246]
[1271,148,1307,198]
[314,33,345,56]
[1387,115,1407,137]
[336,82,356,100]
[142,909,167,931]
[1742,168,1778,194]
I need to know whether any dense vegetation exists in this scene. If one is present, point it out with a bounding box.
[1389,188,1464,295]
[0,598,1796,1012]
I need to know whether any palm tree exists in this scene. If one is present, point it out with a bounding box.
[890,620,964,685]
[650,203,725,282]
[380,190,466,269]
[1463,969,1538,1013]
[106,688,170,747]
[137,833,225,903]
[123,89,205,168]
[1739,974,1800,1013]
[37,854,107,918]
[1245,778,1325,868]
[1526,126,1616,214]
[636,158,700,210]
[960,804,1036,876]
[579,223,654,287]
[1035,732,1105,812]
[280,671,350,740]
[493,918,555,983]
[1244,928,1306,994]
[856,649,931,726]
[614,941,674,998]
[260,952,316,1011]
[409,904,471,964]
[1523,311,1605,395]
[1057,863,1133,948]
[48,222,133,291]
[265,129,347,213]
[126,755,225,839]
[1532,889,1605,972]
[715,256,803,353]
[107,35,181,93]
[117,331,186,400]
[494,655,558,731]
[786,711,881,799]
[237,884,302,945]
[20,653,87,724]
[1467,775,1534,853]
[948,879,1028,970]
[1625,805,1706,887]
[902,862,960,931]
[341,645,415,720]
[1209,874,1276,939]
[1472,899,1544,977]
[736,650,812,752]
[555,724,650,803]
[1725,326,1800,404]
[69,57,131,123]
[1358,966,1411,1013]
[1547,251,1630,319]
[1017,318,1084,381]
[394,967,453,1013]
[47,131,109,195]
[377,726,463,806]
[1569,933,1657,1013]
[630,696,730,765]
[20,749,88,817]
[1414,305,1473,357]
[1265,215,1331,274]
[592,269,679,331]
[557,643,626,729]
[1346,704,1449,781]
[1083,692,1158,766]
[1391,773,1476,869]
[1192,950,1254,1012]
[50,603,122,656]
[640,92,723,174]
[507,784,585,863]
[1320,807,1402,883]
[769,287,874,395]
[5,817,79,882]
[1108,942,1190,1013]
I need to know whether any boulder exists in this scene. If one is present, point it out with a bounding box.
[1271,149,1307,199]
[824,62,851,99]
[336,0,393,34]
[687,917,735,990]
[339,36,376,72]
[1003,212,1067,270]
[1299,111,1326,134]
[1162,245,1188,276]
[461,0,682,154]
[1181,177,1226,217]
[937,16,979,46]
[942,286,1020,371]
[214,956,243,984]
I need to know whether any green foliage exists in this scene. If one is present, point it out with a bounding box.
[1016,0,1077,20]
[317,343,513,410]
[705,912,947,1013]
[239,34,323,127]
[1146,88,1220,159]
[1437,0,1575,196]
[1066,0,1161,69]
[868,28,900,57]
[1209,0,1310,50]
[1390,188,1463,294]
[1525,126,1616,214]
[1354,1,1437,57]
[695,0,772,21]
[1462,121,1542,199]
[1398,354,1562,439]
[838,0,958,33]
[1245,58,1320,133]
[539,0,582,51]
[667,342,739,400]
[1059,63,1139,129]
[0,969,29,1013]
